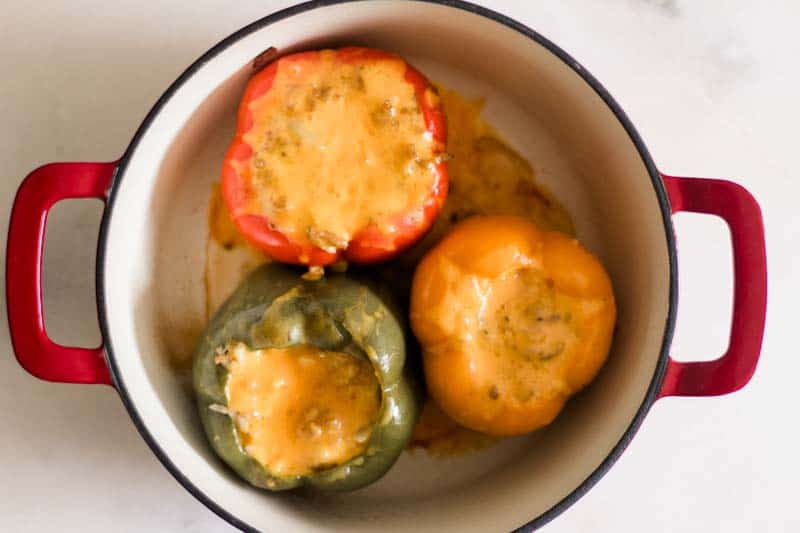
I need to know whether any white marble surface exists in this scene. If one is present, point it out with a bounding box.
[1,0,797,531]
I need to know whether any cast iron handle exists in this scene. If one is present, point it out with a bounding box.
[6,162,116,385]
[659,175,767,397]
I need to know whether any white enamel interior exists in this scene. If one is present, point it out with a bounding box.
[100,2,672,531]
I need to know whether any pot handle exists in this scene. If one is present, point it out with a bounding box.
[658,175,766,397]
[6,162,116,386]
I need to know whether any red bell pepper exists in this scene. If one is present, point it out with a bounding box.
[221,47,448,266]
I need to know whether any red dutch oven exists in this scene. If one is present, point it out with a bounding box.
[6,1,766,531]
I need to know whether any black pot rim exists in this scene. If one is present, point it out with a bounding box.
[95,1,678,531]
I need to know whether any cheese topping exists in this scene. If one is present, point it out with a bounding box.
[223,343,381,476]
[478,267,583,402]
[240,50,440,252]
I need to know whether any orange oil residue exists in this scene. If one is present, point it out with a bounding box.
[408,399,496,455]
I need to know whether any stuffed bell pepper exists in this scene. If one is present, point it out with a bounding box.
[221,47,448,266]
[194,263,419,491]
[410,216,616,436]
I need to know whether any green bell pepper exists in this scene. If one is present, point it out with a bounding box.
[193,263,419,491]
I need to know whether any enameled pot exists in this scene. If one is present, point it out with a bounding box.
[6,1,767,531]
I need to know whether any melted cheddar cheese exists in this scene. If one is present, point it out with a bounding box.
[239,50,440,252]
[223,343,380,476]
